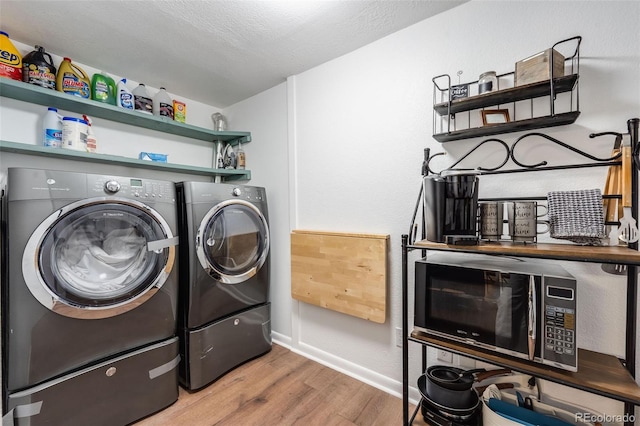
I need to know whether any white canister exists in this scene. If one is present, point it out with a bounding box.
[61,117,89,151]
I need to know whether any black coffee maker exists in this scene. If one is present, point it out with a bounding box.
[423,170,480,245]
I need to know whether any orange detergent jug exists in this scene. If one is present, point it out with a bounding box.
[0,31,23,81]
[56,57,90,98]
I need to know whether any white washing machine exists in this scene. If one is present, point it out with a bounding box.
[176,181,271,390]
[1,168,180,425]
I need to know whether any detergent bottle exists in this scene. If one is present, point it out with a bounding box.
[133,83,152,114]
[83,115,97,152]
[153,87,174,118]
[56,57,90,98]
[91,71,117,105]
[22,45,56,89]
[0,31,22,81]
[42,107,62,148]
[117,78,134,110]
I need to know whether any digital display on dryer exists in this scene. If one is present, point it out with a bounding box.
[130,178,143,187]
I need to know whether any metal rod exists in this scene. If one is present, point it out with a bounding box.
[480,160,620,175]
[427,138,509,174]
[624,117,639,426]
[511,132,621,169]
[402,234,409,426]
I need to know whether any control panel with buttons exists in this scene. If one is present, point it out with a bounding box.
[542,278,577,370]
[89,176,174,202]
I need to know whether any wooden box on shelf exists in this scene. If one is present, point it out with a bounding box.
[515,48,565,87]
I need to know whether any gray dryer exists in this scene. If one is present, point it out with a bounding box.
[176,181,271,390]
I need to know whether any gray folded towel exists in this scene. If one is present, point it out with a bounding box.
[547,189,606,245]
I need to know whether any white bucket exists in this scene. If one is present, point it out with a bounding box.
[61,117,88,151]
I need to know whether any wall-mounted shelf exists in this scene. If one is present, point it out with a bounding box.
[432,36,581,143]
[0,141,251,181]
[433,74,579,116]
[433,111,580,142]
[0,78,251,145]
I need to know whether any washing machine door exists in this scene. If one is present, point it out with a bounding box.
[196,199,269,284]
[22,198,176,319]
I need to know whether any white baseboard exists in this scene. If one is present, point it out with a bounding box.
[271,331,421,404]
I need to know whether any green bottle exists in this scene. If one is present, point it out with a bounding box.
[91,71,117,105]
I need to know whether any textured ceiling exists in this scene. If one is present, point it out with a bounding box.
[0,1,466,108]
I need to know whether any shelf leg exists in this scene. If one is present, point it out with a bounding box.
[402,234,409,426]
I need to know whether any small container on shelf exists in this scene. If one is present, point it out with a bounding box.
[173,100,186,123]
[478,71,498,94]
[515,48,565,87]
[138,152,168,162]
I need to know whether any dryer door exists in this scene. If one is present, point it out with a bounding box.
[196,199,269,284]
[22,198,176,319]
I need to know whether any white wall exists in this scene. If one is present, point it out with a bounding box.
[224,0,640,418]
[223,83,292,338]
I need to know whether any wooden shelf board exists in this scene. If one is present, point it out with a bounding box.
[434,75,579,116]
[0,140,251,181]
[0,78,251,145]
[433,111,580,142]
[410,330,640,405]
[411,240,640,265]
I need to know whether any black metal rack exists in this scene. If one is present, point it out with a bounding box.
[402,118,640,425]
[432,36,582,143]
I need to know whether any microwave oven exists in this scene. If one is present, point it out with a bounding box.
[414,253,577,372]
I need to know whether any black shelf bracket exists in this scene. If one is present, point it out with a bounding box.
[427,130,622,175]
[425,138,510,175]
[510,132,621,169]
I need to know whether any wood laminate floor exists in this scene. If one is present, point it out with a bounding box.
[135,343,426,426]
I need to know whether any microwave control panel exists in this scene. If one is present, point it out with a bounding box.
[542,276,577,370]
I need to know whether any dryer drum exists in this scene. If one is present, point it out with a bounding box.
[196,199,269,284]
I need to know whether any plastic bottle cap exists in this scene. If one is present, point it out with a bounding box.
[48,107,58,112]
[62,117,88,125]
[63,57,71,61]
[0,31,9,37]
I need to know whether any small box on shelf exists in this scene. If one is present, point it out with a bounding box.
[138,152,168,162]
[515,48,565,87]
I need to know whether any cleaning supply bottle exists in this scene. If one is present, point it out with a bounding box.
[83,115,97,152]
[22,45,56,89]
[133,83,153,114]
[236,142,246,169]
[0,31,22,81]
[91,71,117,105]
[43,107,62,148]
[117,78,134,110]
[153,87,174,118]
[56,57,90,98]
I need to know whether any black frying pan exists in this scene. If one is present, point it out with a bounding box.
[427,365,512,391]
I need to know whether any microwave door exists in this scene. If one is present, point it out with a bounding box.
[528,275,536,361]
[494,273,530,355]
